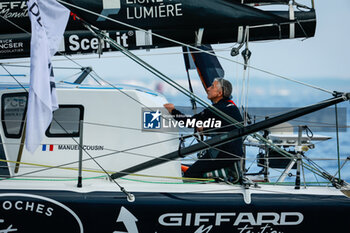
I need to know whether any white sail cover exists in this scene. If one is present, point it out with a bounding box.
[25,0,69,153]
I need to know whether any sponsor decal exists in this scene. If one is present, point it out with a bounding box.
[0,39,24,54]
[98,0,183,21]
[114,206,139,233]
[158,212,304,233]
[0,1,28,19]
[57,144,104,151]
[67,31,131,52]
[125,0,183,20]
[0,193,83,232]
[42,144,104,151]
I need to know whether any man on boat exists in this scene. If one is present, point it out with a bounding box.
[164,78,244,183]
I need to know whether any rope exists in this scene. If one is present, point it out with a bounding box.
[2,175,106,182]
[335,104,341,180]
[120,177,214,184]
[0,14,31,35]
[0,65,29,92]
[0,158,214,182]
[1,48,231,65]
[1,64,81,70]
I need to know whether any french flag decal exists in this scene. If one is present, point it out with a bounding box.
[42,144,54,151]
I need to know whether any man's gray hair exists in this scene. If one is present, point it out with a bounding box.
[214,77,232,98]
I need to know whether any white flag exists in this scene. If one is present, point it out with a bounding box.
[25,0,69,153]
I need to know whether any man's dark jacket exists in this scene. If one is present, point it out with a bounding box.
[171,98,243,170]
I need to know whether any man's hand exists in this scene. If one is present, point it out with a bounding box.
[163,103,175,113]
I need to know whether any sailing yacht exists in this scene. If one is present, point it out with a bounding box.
[0,0,349,232]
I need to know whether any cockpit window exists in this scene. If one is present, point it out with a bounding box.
[1,93,84,138]
[1,93,28,138]
[46,105,84,137]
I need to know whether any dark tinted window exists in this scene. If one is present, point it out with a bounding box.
[46,105,84,137]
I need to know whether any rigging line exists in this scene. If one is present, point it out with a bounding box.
[335,104,341,180]
[85,121,193,137]
[0,65,28,92]
[58,70,86,82]
[0,14,95,79]
[0,159,214,182]
[302,163,325,180]
[57,0,333,95]
[251,108,322,120]
[0,14,31,35]
[283,117,347,126]
[88,70,102,85]
[296,19,309,38]
[76,69,103,85]
[1,48,231,65]
[0,158,115,174]
[185,186,309,196]
[333,157,350,178]
[303,155,323,185]
[292,123,349,128]
[91,69,165,111]
[244,61,251,126]
[301,155,335,180]
[248,106,348,125]
[303,165,328,184]
[120,177,213,184]
[0,14,89,72]
[239,65,246,112]
[0,118,245,137]
[89,68,180,115]
[2,64,81,70]
[56,52,83,68]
